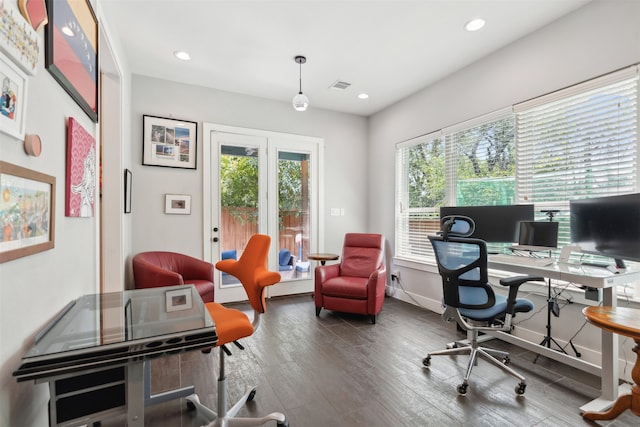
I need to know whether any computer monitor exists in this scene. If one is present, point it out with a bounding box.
[570,193,640,267]
[439,204,534,243]
[518,221,559,248]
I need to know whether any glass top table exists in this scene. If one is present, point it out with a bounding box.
[14,285,217,382]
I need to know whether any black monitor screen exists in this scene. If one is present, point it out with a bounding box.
[440,204,534,243]
[518,221,559,248]
[570,193,640,263]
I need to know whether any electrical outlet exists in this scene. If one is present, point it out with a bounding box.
[391,270,400,282]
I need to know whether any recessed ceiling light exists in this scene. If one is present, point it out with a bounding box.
[174,51,191,61]
[465,18,485,32]
[358,93,369,100]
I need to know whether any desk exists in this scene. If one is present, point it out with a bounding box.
[487,255,640,413]
[582,306,640,420]
[308,252,339,265]
[13,285,217,427]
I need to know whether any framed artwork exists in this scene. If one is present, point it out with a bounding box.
[165,194,191,215]
[0,161,55,263]
[124,168,132,214]
[18,0,49,32]
[143,115,197,169]
[165,287,193,312]
[66,117,96,217]
[0,51,28,140]
[0,1,39,75]
[45,0,98,122]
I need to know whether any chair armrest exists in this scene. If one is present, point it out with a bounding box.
[133,260,184,288]
[366,266,387,295]
[499,275,544,314]
[181,257,214,282]
[314,264,339,288]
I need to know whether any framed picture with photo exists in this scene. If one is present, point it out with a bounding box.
[165,287,192,312]
[0,51,28,140]
[165,194,191,215]
[0,161,55,263]
[142,115,197,169]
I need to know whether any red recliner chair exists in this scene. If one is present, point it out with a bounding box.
[132,251,214,302]
[314,233,386,324]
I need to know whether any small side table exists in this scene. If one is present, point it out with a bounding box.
[308,253,339,266]
[582,306,640,421]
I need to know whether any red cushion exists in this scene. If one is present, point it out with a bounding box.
[321,276,368,299]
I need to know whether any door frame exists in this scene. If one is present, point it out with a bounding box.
[202,123,325,299]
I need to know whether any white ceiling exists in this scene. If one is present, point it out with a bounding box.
[99,0,591,117]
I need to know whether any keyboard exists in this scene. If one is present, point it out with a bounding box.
[490,254,555,267]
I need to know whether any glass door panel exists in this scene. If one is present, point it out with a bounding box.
[212,132,267,302]
[277,151,311,282]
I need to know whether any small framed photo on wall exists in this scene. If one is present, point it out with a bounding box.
[166,287,192,312]
[165,194,191,215]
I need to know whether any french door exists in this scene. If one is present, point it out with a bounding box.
[203,124,323,303]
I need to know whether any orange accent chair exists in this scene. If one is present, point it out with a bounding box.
[132,251,214,303]
[314,233,386,324]
[186,234,288,427]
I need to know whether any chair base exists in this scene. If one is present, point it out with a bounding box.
[423,340,526,396]
[186,388,288,427]
[186,347,288,427]
[315,307,377,324]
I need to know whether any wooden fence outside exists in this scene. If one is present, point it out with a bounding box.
[219,207,306,258]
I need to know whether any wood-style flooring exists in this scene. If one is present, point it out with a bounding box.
[109,294,637,426]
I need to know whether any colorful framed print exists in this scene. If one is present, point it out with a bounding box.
[165,194,191,215]
[45,0,98,122]
[0,1,39,75]
[18,0,49,32]
[0,51,28,140]
[66,117,96,217]
[0,161,55,263]
[143,115,197,169]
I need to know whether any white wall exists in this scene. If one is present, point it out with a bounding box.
[368,0,640,369]
[0,31,99,427]
[129,75,369,278]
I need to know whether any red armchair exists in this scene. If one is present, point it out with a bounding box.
[132,251,214,303]
[314,233,386,324]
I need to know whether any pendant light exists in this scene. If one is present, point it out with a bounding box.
[292,55,309,111]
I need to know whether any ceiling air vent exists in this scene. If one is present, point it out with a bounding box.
[329,80,351,91]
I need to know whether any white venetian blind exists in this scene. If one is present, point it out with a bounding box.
[515,67,639,204]
[395,132,442,260]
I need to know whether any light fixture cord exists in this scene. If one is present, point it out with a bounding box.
[299,61,303,94]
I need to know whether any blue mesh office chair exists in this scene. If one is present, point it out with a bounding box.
[424,215,542,396]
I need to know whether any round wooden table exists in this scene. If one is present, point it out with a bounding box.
[307,253,339,266]
[582,305,640,421]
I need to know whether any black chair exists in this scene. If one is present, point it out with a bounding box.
[423,215,542,396]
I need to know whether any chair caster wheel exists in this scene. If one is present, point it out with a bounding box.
[422,356,431,367]
[457,383,468,395]
[277,421,289,427]
[515,382,526,395]
[247,388,257,401]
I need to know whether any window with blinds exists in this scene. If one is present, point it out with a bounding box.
[515,67,638,251]
[395,65,639,263]
[395,133,443,260]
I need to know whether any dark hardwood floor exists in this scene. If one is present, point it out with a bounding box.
[116,294,637,426]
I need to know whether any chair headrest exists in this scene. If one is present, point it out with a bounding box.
[440,215,475,240]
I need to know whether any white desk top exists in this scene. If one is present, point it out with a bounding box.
[488,254,640,288]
